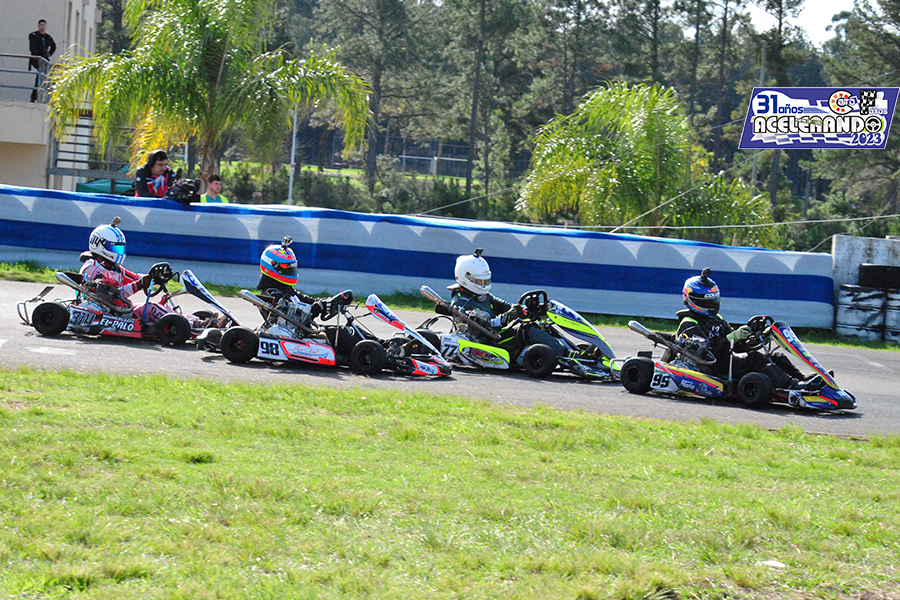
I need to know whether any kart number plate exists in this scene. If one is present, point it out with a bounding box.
[652,372,671,388]
[258,339,286,360]
[69,309,94,328]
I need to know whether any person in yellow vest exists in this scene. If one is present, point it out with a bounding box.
[200,174,229,203]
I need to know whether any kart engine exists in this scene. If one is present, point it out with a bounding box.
[265,298,313,338]
[671,337,713,372]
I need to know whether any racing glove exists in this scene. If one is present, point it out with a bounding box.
[499,304,526,326]
[310,300,326,318]
[725,325,752,343]
[139,274,152,291]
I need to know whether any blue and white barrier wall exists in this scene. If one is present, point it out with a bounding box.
[0,184,835,327]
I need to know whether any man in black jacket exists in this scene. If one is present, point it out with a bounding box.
[28,19,56,102]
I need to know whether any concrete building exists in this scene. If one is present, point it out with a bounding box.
[0,0,100,190]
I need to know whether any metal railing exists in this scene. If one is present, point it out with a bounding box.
[0,53,51,103]
[49,118,135,192]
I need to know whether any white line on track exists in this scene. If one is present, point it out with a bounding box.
[0,339,6,350]
[865,360,886,369]
[27,346,77,356]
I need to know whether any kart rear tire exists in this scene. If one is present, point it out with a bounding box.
[32,302,70,336]
[157,313,192,346]
[621,357,653,394]
[738,372,773,409]
[415,329,442,351]
[220,327,259,363]
[522,344,557,378]
[350,340,386,375]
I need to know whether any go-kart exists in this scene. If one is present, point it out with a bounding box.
[205,289,451,377]
[17,264,238,347]
[417,286,619,380]
[620,315,857,411]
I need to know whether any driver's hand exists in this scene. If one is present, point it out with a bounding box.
[139,274,152,291]
[726,325,752,343]
[500,304,525,326]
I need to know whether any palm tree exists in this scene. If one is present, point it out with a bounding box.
[518,82,773,245]
[49,0,369,183]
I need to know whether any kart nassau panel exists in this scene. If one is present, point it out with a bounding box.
[0,184,835,328]
[769,322,840,390]
[794,386,857,410]
[68,306,143,338]
[653,362,726,398]
[546,300,615,358]
[366,293,447,362]
[256,334,337,365]
[181,270,240,326]
[409,359,443,376]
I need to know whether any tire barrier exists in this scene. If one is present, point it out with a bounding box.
[0,184,836,327]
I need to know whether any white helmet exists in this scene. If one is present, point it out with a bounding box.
[455,249,491,295]
[89,223,127,265]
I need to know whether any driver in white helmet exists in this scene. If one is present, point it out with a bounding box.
[79,219,216,327]
[449,250,597,360]
[449,249,525,336]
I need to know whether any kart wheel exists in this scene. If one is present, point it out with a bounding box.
[157,313,192,346]
[738,372,773,409]
[350,340,387,375]
[621,357,653,394]
[220,327,259,363]
[522,344,557,378]
[31,302,70,336]
[415,329,442,351]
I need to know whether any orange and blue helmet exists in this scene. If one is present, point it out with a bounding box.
[683,268,720,316]
[260,238,298,285]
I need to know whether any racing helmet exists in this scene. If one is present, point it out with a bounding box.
[260,236,299,285]
[88,222,127,265]
[455,249,492,295]
[683,267,720,316]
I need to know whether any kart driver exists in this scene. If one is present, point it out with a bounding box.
[80,220,218,328]
[256,237,340,317]
[676,268,823,390]
[449,250,597,360]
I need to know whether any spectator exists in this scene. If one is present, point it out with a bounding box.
[200,174,229,203]
[134,150,177,197]
[28,19,56,103]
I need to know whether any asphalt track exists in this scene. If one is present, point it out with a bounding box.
[3,280,899,437]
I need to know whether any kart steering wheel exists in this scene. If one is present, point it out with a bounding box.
[518,290,549,319]
[744,314,775,350]
[146,262,174,298]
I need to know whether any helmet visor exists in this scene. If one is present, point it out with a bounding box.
[272,262,298,278]
[692,296,719,311]
[467,274,491,288]
[106,241,126,255]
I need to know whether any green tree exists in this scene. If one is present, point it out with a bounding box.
[519,82,775,243]
[50,0,369,184]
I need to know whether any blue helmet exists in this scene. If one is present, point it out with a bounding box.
[683,268,720,316]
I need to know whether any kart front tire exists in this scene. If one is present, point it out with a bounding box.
[522,344,557,378]
[738,372,773,409]
[220,327,259,363]
[621,357,653,394]
[157,313,192,346]
[350,340,386,375]
[32,302,70,336]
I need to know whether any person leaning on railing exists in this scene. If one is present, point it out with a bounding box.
[28,19,55,102]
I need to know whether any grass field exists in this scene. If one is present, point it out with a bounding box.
[1,367,899,599]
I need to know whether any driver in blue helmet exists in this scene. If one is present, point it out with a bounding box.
[676,268,821,389]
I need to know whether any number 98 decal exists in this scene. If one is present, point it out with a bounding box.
[259,340,282,357]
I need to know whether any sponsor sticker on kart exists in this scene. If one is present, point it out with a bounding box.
[411,360,438,376]
[739,87,899,149]
[98,315,136,332]
[460,345,507,367]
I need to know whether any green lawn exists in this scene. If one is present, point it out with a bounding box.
[1,367,898,599]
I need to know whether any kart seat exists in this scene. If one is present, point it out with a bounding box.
[64,272,84,285]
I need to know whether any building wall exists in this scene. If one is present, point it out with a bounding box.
[0,0,99,190]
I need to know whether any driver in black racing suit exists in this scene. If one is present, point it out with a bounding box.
[677,268,822,390]
[450,250,597,360]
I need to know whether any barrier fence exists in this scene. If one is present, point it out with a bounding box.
[0,184,836,327]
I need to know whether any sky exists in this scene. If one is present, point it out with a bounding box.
[746,0,856,47]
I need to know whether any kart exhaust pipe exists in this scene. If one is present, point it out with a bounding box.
[628,320,653,338]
